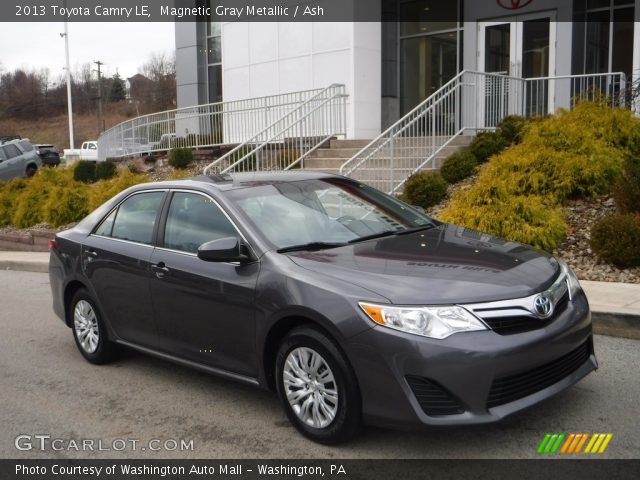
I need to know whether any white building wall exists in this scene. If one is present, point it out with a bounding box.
[221,21,381,139]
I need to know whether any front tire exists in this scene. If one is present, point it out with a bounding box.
[276,326,361,444]
[70,289,118,364]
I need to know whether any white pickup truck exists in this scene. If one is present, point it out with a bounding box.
[63,141,99,162]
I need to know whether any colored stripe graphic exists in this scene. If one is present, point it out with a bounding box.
[538,433,613,455]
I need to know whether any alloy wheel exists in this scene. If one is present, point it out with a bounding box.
[283,347,338,429]
[73,300,99,354]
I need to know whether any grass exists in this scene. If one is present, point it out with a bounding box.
[0,102,135,150]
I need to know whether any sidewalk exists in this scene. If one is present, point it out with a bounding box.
[1,251,639,339]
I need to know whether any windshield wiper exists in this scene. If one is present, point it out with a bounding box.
[348,230,397,244]
[277,242,347,254]
[394,224,436,235]
[348,224,435,244]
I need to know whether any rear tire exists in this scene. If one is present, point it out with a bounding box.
[276,326,361,444]
[25,165,37,177]
[70,289,118,364]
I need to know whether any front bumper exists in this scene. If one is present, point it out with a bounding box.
[347,289,595,429]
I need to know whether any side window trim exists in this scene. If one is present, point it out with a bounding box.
[89,190,168,247]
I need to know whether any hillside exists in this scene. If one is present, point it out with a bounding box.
[0,103,134,150]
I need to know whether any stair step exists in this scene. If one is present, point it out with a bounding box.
[329,139,372,149]
[310,147,362,159]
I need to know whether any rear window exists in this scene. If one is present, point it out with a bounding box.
[18,140,34,152]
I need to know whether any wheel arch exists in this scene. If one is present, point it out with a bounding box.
[261,311,353,394]
[63,280,89,327]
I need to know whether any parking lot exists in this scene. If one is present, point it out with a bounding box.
[1,270,639,459]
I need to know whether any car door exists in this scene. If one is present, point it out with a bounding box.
[149,190,259,377]
[83,190,167,348]
[0,147,10,180]
[0,143,23,179]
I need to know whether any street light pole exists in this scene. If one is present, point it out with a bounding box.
[62,20,75,149]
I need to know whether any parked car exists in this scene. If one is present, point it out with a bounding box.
[34,144,61,167]
[122,137,152,156]
[49,172,596,444]
[151,132,177,150]
[63,141,99,162]
[0,138,41,180]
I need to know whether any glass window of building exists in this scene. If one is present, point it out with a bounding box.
[579,0,635,78]
[207,1,223,103]
[399,0,462,114]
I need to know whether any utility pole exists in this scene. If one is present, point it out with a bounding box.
[94,60,104,134]
[62,20,74,149]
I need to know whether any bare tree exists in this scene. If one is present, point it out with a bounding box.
[139,51,176,112]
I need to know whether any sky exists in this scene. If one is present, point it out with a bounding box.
[0,22,175,82]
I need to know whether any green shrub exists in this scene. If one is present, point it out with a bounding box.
[168,148,194,169]
[88,169,149,210]
[590,214,640,267]
[613,150,640,214]
[439,193,566,251]
[400,172,448,209]
[73,161,97,183]
[468,131,508,163]
[95,161,118,180]
[440,151,477,184]
[440,102,638,251]
[497,115,526,145]
[0,178,28,226]
[43,186,90,227]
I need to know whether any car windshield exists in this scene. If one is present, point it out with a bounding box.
[226,178,433,250]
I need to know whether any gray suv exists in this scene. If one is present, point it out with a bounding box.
[0,139,41,181]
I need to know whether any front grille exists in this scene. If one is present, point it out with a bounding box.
[405,375,465,416]
[487,340,591,408]
[482,291,570,335]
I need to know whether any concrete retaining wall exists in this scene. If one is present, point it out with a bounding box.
[0,230,55,252]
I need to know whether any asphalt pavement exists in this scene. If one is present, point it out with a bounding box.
[0,270,638,459]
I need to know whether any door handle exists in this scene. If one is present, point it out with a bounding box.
[85,249,98,258]
[151,262,170,277]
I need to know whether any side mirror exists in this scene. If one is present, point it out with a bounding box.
[197,237,249,263]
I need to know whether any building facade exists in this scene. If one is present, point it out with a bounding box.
[175,0,640,139]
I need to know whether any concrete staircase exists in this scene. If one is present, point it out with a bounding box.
[302,135,475,176]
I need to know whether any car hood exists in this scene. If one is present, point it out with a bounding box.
[286,224,560,305]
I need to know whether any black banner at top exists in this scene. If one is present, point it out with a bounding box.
[3,0,577,22]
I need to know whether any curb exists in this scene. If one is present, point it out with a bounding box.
[591,311,640,341]
[0,260,49,274]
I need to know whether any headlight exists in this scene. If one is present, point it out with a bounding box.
[359,302,487,339]
[557,259,582,300]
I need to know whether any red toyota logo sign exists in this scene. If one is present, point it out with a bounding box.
[496,0,534,9]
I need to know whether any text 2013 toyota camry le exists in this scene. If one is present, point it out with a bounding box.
[49,172,596,444]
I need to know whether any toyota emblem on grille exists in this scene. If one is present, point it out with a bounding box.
[533,294,553,318]
[496,0,534,10]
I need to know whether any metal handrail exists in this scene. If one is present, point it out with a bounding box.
[204,84,347,175]
[340,70,627,194]
[96,88,331,160]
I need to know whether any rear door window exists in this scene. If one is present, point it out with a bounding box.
[94,191,165,245]
[3,144,22,159]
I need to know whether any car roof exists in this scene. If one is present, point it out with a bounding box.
[135,171,346,193]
